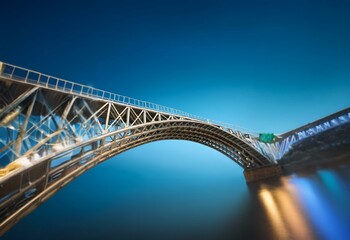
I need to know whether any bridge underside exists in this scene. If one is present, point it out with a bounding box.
[0,63,278,235]
[0,118,276,235]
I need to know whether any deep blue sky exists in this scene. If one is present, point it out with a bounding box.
[1,0,349,133]
[1,1,350,238]
[1,0,350,180]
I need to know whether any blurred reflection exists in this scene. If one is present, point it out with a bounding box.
[256,166,350,240]
[258,187,288,239]
[291,171,349,240]
[258,180,314,240]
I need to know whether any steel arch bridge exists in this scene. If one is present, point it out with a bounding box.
[0,61,280,233]
[0,61,280,171]
[1,61,349,234]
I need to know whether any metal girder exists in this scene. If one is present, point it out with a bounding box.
[0,79,274,171]
[0,61,281,235]
[0,86,39,120]
[14,91,37,156]
[276,109,350,159]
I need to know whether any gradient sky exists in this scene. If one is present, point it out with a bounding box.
[1,0,349,133]
[1,0,350,173]
[1,1,350,238]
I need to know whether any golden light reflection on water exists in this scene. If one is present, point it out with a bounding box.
[258,177,315,240]
[259,188,288,239]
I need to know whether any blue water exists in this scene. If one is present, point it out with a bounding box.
[2,141,350,240]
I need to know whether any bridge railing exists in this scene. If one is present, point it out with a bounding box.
[0,61,254,135]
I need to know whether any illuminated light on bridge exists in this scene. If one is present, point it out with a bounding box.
[0,61,348,235]
[0,61,278,234]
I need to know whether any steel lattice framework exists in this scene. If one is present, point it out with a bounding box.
[0,62,276,170]
[1,61,348,234]
[275,108,350,158]
[0,61,280,234]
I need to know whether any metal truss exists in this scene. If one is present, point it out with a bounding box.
[275,108,350,159]
[0,61,280,234]
[0,61,276,173]
[0,61,347,234]
[0,83,272,171]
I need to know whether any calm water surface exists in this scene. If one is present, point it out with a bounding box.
[2,144,350,240]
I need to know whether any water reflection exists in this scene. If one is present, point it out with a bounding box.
[258,182,314,239]
[2,157,350,240]
[254,165,350,240]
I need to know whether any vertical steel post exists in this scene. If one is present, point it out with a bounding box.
[15,92,37,156]
[126,107,130,127]
[105,103,111,132]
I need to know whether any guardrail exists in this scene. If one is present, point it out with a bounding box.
[0,61,254,135]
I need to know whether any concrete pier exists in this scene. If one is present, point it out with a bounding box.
[244,164,283,183]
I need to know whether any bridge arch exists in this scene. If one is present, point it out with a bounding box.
[0,119,273,234]
[44,119,271,173]
[0,61,276,234]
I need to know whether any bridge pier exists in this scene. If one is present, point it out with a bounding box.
[244,164,283,183]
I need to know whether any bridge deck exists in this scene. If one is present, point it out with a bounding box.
[0,61,253,135]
